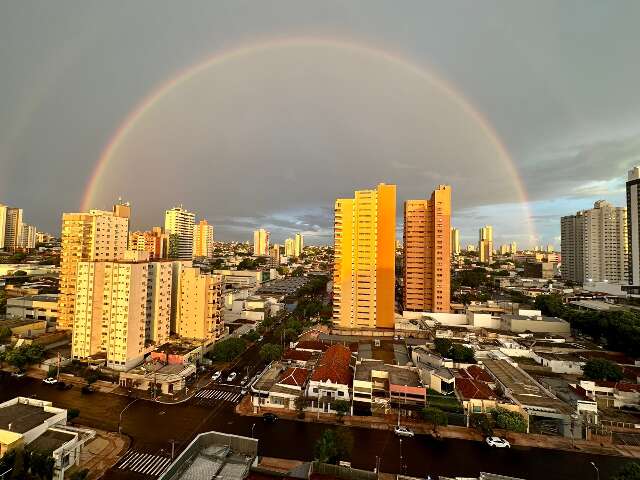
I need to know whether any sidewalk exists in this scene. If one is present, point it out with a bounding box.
[64,429,129,480]
[236,397,640,459]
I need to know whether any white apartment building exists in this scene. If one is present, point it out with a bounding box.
[19,223,37,250]
[562,201,627,284]
[4,207,23,252]
[164,206,195,259]
[0,204,7,250]
[625,166,640,294]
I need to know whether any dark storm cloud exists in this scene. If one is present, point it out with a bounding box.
[1,1,639,246]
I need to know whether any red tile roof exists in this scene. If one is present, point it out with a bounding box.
[596,381,640,393]
[455,377,496,400]
[311,344,352,385]
[278,367,309,387]
[296,341,328,352]
[466,365,494,383]
[283,349,314,361]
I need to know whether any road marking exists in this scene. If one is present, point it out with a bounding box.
[117,450,171,477]
[194,388,243,404]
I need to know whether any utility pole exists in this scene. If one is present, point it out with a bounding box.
[170,439,176,460]
[56,352,61,382]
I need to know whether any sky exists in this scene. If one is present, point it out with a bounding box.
[2,1,640,248]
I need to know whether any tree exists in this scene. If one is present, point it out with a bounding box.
[67,408,80,423]
[491,408,527,433]
[313,428,353,464]
[421,407,448,433]
[583,358,623,382]
[0,325,12,340]
[29,450,55,480]
[242,330,260,342]
[470,413,493,437]
[433,338,453,357]
[12,270,28,276]
[208,338,246,362]
[85,371,100,385]
[294,396,308,419]
[613,462,640,480]
[333,399,350,422]
[449,343,475,363]
[259,343,283,362]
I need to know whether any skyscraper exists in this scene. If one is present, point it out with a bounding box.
[193,219,214,258]
[177,268,224,342]
[333,183,396,328]
[284,238,295,257]
[58,206,129,330]
[294,232,304,258]
[19,224,37,250]
[626,167,640,293]
[164,206,195,259]
[4,207,23,252]
[129,227,168,259]
[478,226,493,263]
[450,227,460,255]
[403,185,451,313]
[270,244,281,265]
[561,201,627,284]
[0,204,6,250]
[253,228,270,256]
[561,212,584,283]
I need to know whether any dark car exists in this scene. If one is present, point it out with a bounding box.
[56,381,72,390]
[263,413,278,423]
[81,385,95,394]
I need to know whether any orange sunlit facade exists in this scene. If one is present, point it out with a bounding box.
[403,185,451,312]
[333,183,396,329]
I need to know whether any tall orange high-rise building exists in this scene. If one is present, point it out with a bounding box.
[403,185,451,312]
[333,183,396,328]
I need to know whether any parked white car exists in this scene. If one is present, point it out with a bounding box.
[43,377,57,385]
[226,372,238,382]
[394,426,415,438]
[486,436,511,448]
[211,371,222,381]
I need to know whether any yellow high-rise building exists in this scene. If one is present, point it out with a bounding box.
[450,227,460,255]
[478,225,493,263]
[72,255,174,370]
[294,233,304,258]
[193,219,214,258]
[177,267,224,343]
[58,207,129,330]
[284,238,295,257]
[333,183,396,329]
[129,227,168,259]
[403,185,451,313]
[253,229,270,256]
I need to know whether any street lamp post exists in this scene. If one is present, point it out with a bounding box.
[590,462,599,480]
[251,423,256,439]
[398,438,402,474]
[118,398,138,434]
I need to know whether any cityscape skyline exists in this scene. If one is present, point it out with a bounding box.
[3,2,640,246]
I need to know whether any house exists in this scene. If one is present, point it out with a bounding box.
[578,380,640,409]
[306,344,353,413]
[251,363,309,411]
[0,397,95,480]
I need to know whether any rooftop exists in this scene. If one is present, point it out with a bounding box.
[311,344,352,385]
[0,403,56,433]
[455,377,496,401]
[29,428,76,455]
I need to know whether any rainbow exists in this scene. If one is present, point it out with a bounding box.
[81,37,536,241]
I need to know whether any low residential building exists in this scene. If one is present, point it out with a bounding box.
[0,397,95,480]
[483,358,573,436]
[251,363,309,411]
[306,344,353,413]
[159,431,257,480]
[578,380,640,409]
[150,342,204,365]
[118,362,197,396]
[6,294,59,326]
[500,313,570,336]
[0,317,47,337]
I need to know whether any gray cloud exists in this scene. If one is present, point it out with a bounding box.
[1,1,639,246]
